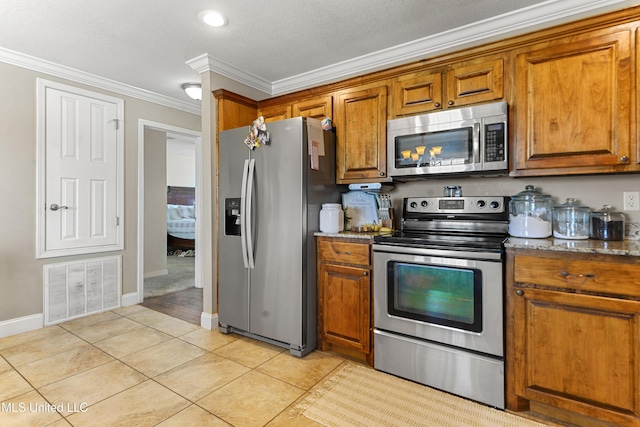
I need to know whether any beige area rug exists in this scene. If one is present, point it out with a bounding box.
[294,363,552,427]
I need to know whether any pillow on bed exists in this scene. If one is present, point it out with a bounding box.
[177,205,195,219]
[167,205,182,220]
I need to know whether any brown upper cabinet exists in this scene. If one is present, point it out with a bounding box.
[213,89,258,132]
[258,95,333,123]
[513,26,635,176]
[334,82,391,184]
[392,57,504,117]
[258,103,291,123]
[292,95,333,120]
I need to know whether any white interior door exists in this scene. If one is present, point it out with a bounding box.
[37,80,124,258]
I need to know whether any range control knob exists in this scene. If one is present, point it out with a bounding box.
[490,201,500,209]
[410,201,417,209]
[476,200,486,208]
[421,200,428,208]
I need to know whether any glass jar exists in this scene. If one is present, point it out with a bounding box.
[508,185,553,238]
[590,205,625,241]
[552,198,590,239]
[319,203,344,233]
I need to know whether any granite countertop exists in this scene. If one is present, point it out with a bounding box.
[314,231,391,240]
[316,227,640,256]
[505,237,640,256]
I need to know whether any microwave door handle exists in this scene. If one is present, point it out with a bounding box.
[473,122,481,164]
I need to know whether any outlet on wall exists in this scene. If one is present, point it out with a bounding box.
[623,191,640,211]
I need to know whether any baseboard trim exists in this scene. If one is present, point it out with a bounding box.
[121,292,140,306]
[201,312,218,330]
[0,313,44,339]
[144,269,168,279]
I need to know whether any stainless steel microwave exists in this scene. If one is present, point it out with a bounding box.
[387,101,508,179]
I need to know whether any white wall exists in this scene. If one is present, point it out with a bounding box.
[0,61,200,323]
[144,128,168,277]
[167,138,195,187]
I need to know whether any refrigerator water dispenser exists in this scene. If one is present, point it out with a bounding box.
[224,198,241,236]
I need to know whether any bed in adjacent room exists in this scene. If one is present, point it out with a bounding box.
[166,186,195,250]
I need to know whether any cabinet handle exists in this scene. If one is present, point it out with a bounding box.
[559,271,595,279]
[434,102,441,108]
[363,271,368,276]
[336,251,351,255]
[379,171,385,176]
[620,155,629,163]
[448,100,454,106]
[515,289,524,296]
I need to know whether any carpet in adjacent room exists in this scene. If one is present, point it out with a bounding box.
[144,254,195,298]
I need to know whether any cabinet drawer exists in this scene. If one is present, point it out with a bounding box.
[514,254,640,298]
[318,240,370,265]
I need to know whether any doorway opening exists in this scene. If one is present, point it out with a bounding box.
[137,120,202,325]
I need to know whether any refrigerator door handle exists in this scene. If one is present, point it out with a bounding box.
[245,158,256,269]
[240,159,250,268]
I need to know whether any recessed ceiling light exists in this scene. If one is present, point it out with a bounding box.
[199,10,228,27]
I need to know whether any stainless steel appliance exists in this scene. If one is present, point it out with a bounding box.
[373,195,509,408]
[387,101,508,179]
[218,117,338,357]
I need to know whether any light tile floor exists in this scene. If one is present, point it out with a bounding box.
[0,305,347,427]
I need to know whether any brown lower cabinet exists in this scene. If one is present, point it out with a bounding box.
[316,236,373,366]
[506,248,640,426]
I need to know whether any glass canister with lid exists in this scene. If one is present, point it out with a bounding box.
[508,185,553,238]
[590,205,625,241]
[552,198,590,239]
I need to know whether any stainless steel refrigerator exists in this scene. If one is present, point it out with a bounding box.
[218,117,338,357]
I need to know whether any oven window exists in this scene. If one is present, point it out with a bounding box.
[387,261,482,332]
[394,128,473,169]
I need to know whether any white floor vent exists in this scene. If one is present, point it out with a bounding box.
[44,255,121,325]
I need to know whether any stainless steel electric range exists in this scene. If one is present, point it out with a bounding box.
[372,195,509,409]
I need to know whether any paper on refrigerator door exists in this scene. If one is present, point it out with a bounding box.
[307,117,325,170]
[307,118,325,156]
[310,140,320,170]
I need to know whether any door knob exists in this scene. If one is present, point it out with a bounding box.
[50,203,68,211]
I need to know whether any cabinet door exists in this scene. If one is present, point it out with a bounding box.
[214,89,257,131]
[514,28,633,175]
[445,58,504,108]
[335,84,389,183]
[292,95,333,120]
[258,104,291,123]
[392,70,444,116]
[512,287,640,425]
[318,262,370,353]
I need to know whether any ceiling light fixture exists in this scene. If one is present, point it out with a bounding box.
[199,10,228,27]
[182,83,202,101]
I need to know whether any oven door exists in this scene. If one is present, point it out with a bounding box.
[373,244,503,357]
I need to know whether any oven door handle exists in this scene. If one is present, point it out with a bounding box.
[372,244,503,261]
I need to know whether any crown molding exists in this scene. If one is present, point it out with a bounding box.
[186,53,272,94]
[0,47,201,115]
[270,0,636,95]
[1,0,633,109]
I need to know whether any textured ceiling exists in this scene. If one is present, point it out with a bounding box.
[0,0,636,109]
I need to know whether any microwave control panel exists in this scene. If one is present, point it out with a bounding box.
[484,123,505,162]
